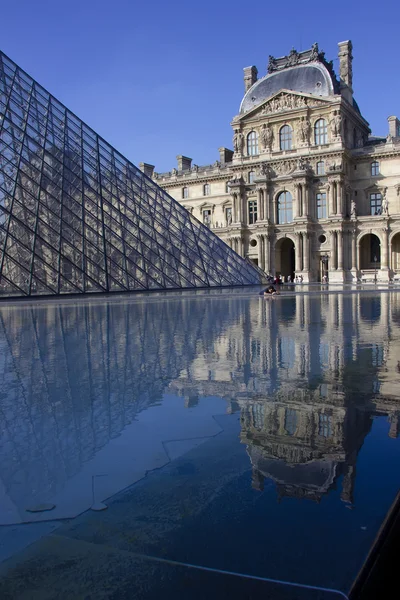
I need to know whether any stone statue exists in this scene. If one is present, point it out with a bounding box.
[330,111,342,138]
[299,117,311,144]
[191,164,199,172]
[310,42,319,62]
[382,189,389,215]
[286,48,299,67]
[296,157,307,171]
[227,209,232,225]
[171,168,177,176]
[267,55,277,73]
[350,200,357,218]
[260,124,274,151]
[233,130,244,155]
[258,162,272,177]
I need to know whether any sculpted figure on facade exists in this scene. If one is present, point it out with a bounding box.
[233,130,244,155]
[310,42,319,62]
[267,55,277,74]
[350,200,357,218]
[299,116,311,144]
[382,188,389,215]
[260,123,274,152]
[286,48,299,67]
[257,162,272,178]
[330,111,342,139]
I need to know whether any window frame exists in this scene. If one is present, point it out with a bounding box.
[248,199,258,225]
[277,190,293,224]
[316,192,327,219]
[248,170,255,184]
[314,119,328,145]
[371,161,379,177]
[316,161,325,175]
[370,192,382,216]
[182,186,189,199]
[202,208,212,225]
[279,125,292,151]
[247,131,259,156]
[203,183,210,196]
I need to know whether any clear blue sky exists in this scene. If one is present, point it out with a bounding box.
[2,0,399,172]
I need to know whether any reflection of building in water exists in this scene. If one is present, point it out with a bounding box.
[170,292,400,502]
[0,295,236,514]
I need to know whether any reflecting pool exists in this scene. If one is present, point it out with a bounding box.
[0,290,399,599]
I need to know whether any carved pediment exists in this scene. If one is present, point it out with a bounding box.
[237,90,332,122]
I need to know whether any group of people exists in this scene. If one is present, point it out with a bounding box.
[265,274,303,285]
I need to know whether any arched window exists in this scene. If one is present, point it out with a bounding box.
[277,191,293,224]
[182,186,188,199]
[247,131,259,156]
[248,170,255,184]
[203,183,210,196]
[371,161,379,176]
[314,119,328,145]
[316,161,325,175]
[279,125,292,150]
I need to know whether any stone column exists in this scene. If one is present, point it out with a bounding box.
[381,228,389,269]
[337,230,343,270]
[295,233,302,272]
[296,184,302,218]
[303,232,310,272]
[326,184,331,217]
[238,237,243,256]
[258,234,264,269]
[303,183,310,218]
[351,230,357,270]
[264,234,270,273]
[330,230,337,270]
[257,187,264,221]
[264,185,271,221]
[336,181,343,216]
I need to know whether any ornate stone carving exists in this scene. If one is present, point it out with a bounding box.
[191,164,199,172]
[260,92,327,117]
[233,130,244,155]
[286,48,300,68]
[310,43,319,62]
[267,55,277,74]
[295,157,308,171]
[382,188,389,215]
[329,111,342,139]
[298,116,311,145]
[350,200,357,218]
[274,161,295,176]
[171,168,177,176]
[260,123,274,152]
[257,162,273,178]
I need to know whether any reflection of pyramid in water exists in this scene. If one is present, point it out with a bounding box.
[0,53,261,297]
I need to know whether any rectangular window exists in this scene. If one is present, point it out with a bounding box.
[248,200,257,224]
[370,193,382,215]
[203,209,211,226]
[316,193,327,219]
[318,413,332,438]
[182,187,188,199]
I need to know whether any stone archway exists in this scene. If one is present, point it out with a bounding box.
[359,233,381,270]
[275,237,295,281]
[391,232,400,272]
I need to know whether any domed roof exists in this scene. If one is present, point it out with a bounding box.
[239,45,340,114]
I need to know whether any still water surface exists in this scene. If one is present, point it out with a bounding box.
[0,290,399,598]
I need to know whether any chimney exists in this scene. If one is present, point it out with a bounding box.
[218,147,234,164]
[243,66,258,92]
[388,116,400,138]
[176,155,192,171]
[338,41,353,89]
[139,162,155,178]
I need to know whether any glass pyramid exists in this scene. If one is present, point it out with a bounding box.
[0,52,261,298]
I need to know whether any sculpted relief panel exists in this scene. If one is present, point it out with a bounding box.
[261,93,328,116]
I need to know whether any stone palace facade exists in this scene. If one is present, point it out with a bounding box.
[141,41,400,283]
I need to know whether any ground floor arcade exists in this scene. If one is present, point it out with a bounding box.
[225,226,400,283]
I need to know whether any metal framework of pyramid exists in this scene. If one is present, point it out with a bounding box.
[0,52,261,298]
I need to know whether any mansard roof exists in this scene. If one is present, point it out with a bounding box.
[240,44,340,114]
